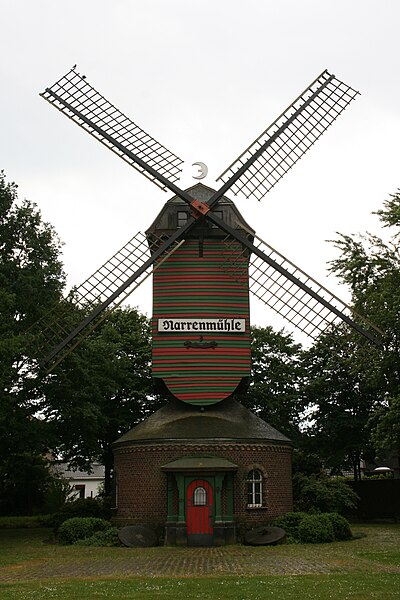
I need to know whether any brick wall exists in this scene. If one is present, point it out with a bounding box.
[113,441,292,528]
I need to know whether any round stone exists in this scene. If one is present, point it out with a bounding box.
[118,525,158,547]
[244,526,286,546]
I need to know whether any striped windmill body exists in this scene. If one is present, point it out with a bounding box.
[148,185,252,406]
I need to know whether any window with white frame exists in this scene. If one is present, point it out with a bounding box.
[247,469,263,508]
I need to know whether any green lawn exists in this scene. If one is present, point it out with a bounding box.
[0,524,399,599]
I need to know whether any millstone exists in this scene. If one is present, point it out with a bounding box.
[244,526,286,546]
[118,525,158,547]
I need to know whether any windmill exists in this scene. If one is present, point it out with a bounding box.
[36,67,382,545]
[37,67,380,378]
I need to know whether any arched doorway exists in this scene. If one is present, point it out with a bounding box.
[186,479,214,546]
[161,456,238,545]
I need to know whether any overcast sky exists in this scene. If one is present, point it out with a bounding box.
[1,0,399,340]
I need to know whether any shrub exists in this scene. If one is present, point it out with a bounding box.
[41,475,72,515]
[37,514,56,528]
[298,514,335,544]
[50,497,111,533]
[57,517,112,545]
[325,512,352,540]
[272,512,308,540]
[0,515,52,529]
[74,527,122,547]
[293,473,359,514]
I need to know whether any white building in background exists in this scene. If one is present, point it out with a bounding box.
[54,462,105,499]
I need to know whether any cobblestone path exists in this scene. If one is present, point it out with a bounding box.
[1,542,400,583]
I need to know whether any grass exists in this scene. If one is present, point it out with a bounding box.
[1,574,400,600]
[0,524,399,599]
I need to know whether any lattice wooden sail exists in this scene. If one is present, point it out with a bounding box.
[31,231,185,371]
[40,67,184,190]
[217,70,359,201]
[220,227,382,344]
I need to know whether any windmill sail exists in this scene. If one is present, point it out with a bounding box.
[32,231,184,371]
[40,67,184,190]
[220,227,382,345]
[217,70,359,201]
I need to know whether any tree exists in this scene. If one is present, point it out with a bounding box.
[0,452,69,516]
[292,471,359,514]
[0,171,66,513]
[41,307,161,495]
[330,191,400,391]
[371,394,400,464]
[237,325,304,440]
[0,171,65,377]
[0,172,65,444]
[324,190,400,474]
[300,325,379,479]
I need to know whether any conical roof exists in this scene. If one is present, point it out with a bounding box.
[145,182,254,237]
[114,397,291,447]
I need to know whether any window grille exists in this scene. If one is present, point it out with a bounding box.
[247,469,262,508]
[193,486,207,506]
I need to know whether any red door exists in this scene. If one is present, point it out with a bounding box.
[186,479,214,546]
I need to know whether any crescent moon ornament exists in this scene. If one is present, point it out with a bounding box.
[192,162,208,180]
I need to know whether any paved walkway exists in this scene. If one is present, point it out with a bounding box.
[1,542,400,582]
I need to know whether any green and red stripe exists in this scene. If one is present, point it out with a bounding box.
[152,239,250,406]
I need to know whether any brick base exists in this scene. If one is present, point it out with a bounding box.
[113,440,292,535]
